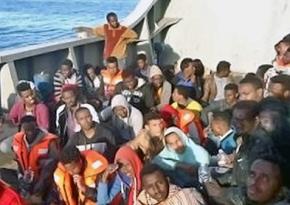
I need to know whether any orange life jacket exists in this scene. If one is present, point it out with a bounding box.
[176,108,206,144]
[12,131,57,178]
[101,69,123,98]
[54,150,108,205]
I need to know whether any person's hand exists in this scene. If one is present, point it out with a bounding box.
[19,176,32,195]
[101,164,119,183]
[204,179,224,197]
[217,151,235,168]
[25,194,42,204]
[73,175,86,193]
[190,74,196,83]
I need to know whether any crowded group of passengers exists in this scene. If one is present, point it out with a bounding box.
[1,12,290,205]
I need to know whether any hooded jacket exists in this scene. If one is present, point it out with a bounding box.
[153,127,210,171]
[115,78,154,114]
[107,94,143,141]
[153,127,210,187]
[97,146,143,205]
[149,65,172,110]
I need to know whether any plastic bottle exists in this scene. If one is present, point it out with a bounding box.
[198,164,211,184]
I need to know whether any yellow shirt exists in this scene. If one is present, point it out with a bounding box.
[171,100,203,112]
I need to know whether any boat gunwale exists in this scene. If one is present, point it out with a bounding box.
[0,37,104,64]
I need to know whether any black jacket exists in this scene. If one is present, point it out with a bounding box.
[56,105,69,147]
[115,78,154,114]
[67,122,117,162]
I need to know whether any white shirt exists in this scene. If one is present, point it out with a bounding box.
[214,75,230,101]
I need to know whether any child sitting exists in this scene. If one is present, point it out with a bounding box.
[208,110,237,155]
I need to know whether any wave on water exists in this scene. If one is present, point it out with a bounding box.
[0,0,139,51]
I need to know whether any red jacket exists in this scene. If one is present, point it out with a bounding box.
[0,181,25,205]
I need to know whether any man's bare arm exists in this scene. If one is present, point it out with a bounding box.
[73,26,93,33]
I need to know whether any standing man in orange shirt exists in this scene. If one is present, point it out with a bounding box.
[75,12,138,69]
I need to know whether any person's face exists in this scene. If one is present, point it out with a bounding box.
[108,16,119,28]
[145,119,164,137]
[64,159,83,176]
[62,90,77,108]
[282,51,290,65]
[20,89,36,105]
[165,133,185,154]
[211,120,224,136]
[117,159,134,177]
[107,62,118,75]
[137,59,146,70]
[247,159,282,204]
[182,63,194,79]
[61,65,72,78]
[277,42,289,56]
[76,110,93,130]
[268,83,286,100]
[219,69,231,78]
[21,121,37,140]
[239,83,262,102]
[124,76,137,90]
[142,171,169,203]
[86,67,96,81]
[232,108,256,135]
[151,75,163,88]
[172,88,181,103]
[114,106,128,118]
[258,110,280,133]
[225,89,238,105]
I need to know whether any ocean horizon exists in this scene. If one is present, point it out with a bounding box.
[0,0,138,51]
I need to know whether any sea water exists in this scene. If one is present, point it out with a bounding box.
[0,0,138,51]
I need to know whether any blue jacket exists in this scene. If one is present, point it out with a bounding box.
[174,72,201,99]
[97,173,131,205]
[152,127,210,187]
[219,129,237,154]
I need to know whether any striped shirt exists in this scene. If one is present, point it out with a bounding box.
[53,69,83,100]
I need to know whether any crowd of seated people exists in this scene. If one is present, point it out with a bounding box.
[1,33,290,205]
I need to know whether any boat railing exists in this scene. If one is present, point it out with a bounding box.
[0,0,180,110]
[0,36,107,110]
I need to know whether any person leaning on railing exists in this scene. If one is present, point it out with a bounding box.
[74,12,137,69]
